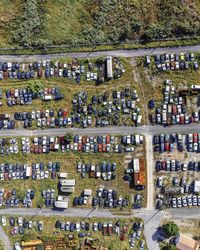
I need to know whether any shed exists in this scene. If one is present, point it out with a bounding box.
[176,233,199,250]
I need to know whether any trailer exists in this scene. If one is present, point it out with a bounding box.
[106,56,113,79]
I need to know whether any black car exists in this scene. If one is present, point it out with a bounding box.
[55,220,61,228]
[10,217,15,226]
[73,197,78,206]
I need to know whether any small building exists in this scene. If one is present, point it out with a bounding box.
[193,180,200,193]
[176,233,199,250]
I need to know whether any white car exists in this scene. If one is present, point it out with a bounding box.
[75,222,80,232]
[86,72,90,81]
[1,216,6,226]
[18,217,23,226]
[58,69,63,77]
[93,222,98,231]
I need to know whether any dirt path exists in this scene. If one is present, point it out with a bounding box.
[131,58,149,125]
[0,226,12,250]
[145,134,154,210]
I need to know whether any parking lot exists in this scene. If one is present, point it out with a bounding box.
[153,133,200,210]
[0,134,146,210]
[2,215,147,250]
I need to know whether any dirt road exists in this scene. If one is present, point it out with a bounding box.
[145,134,154,210]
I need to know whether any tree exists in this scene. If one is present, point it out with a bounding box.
[163,221,179,238]
[64,133,73,142]
[27,81,44,94]
[167,244,176,250]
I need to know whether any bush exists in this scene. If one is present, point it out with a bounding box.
[10,0,51,47]
[27,81,44,94]
[163,221,179,238]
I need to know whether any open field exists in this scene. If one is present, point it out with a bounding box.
[2,215,147,250]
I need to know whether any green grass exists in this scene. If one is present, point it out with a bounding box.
[1,1,200,54]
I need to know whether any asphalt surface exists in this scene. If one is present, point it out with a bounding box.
[1,44,200,61]
[0,123,200,137]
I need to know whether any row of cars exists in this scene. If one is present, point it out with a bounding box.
[20,134,143,155]
[156,159,200,172]
[153,133,184,153]
[41,189,55,207]
[72,88,142,127]
[77,161,117,180]
[6,87,63,107]
[170,195,200,208]
[0,189,34,208]
[0,162,61,181]
[150,80,193,125]
[92,188,129,208]
[1,216,43,234]
[0,58,125,83]
[146,52,199,71]
[154,133,200,153]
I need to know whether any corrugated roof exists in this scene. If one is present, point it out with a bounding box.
[176,233,199,250]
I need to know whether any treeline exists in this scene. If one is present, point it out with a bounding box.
[7,0,200,47]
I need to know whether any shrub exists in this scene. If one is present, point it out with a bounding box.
[163,221,179,238]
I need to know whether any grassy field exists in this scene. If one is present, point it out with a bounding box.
[1,1,200,51]
[2,215,147,250]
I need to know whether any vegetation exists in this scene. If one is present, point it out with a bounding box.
[1,1,200,49]
[163,221,179,238]
[27,81,44,94]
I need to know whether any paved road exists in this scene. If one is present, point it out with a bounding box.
[1,44,200,61]
[0,123,200,138]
